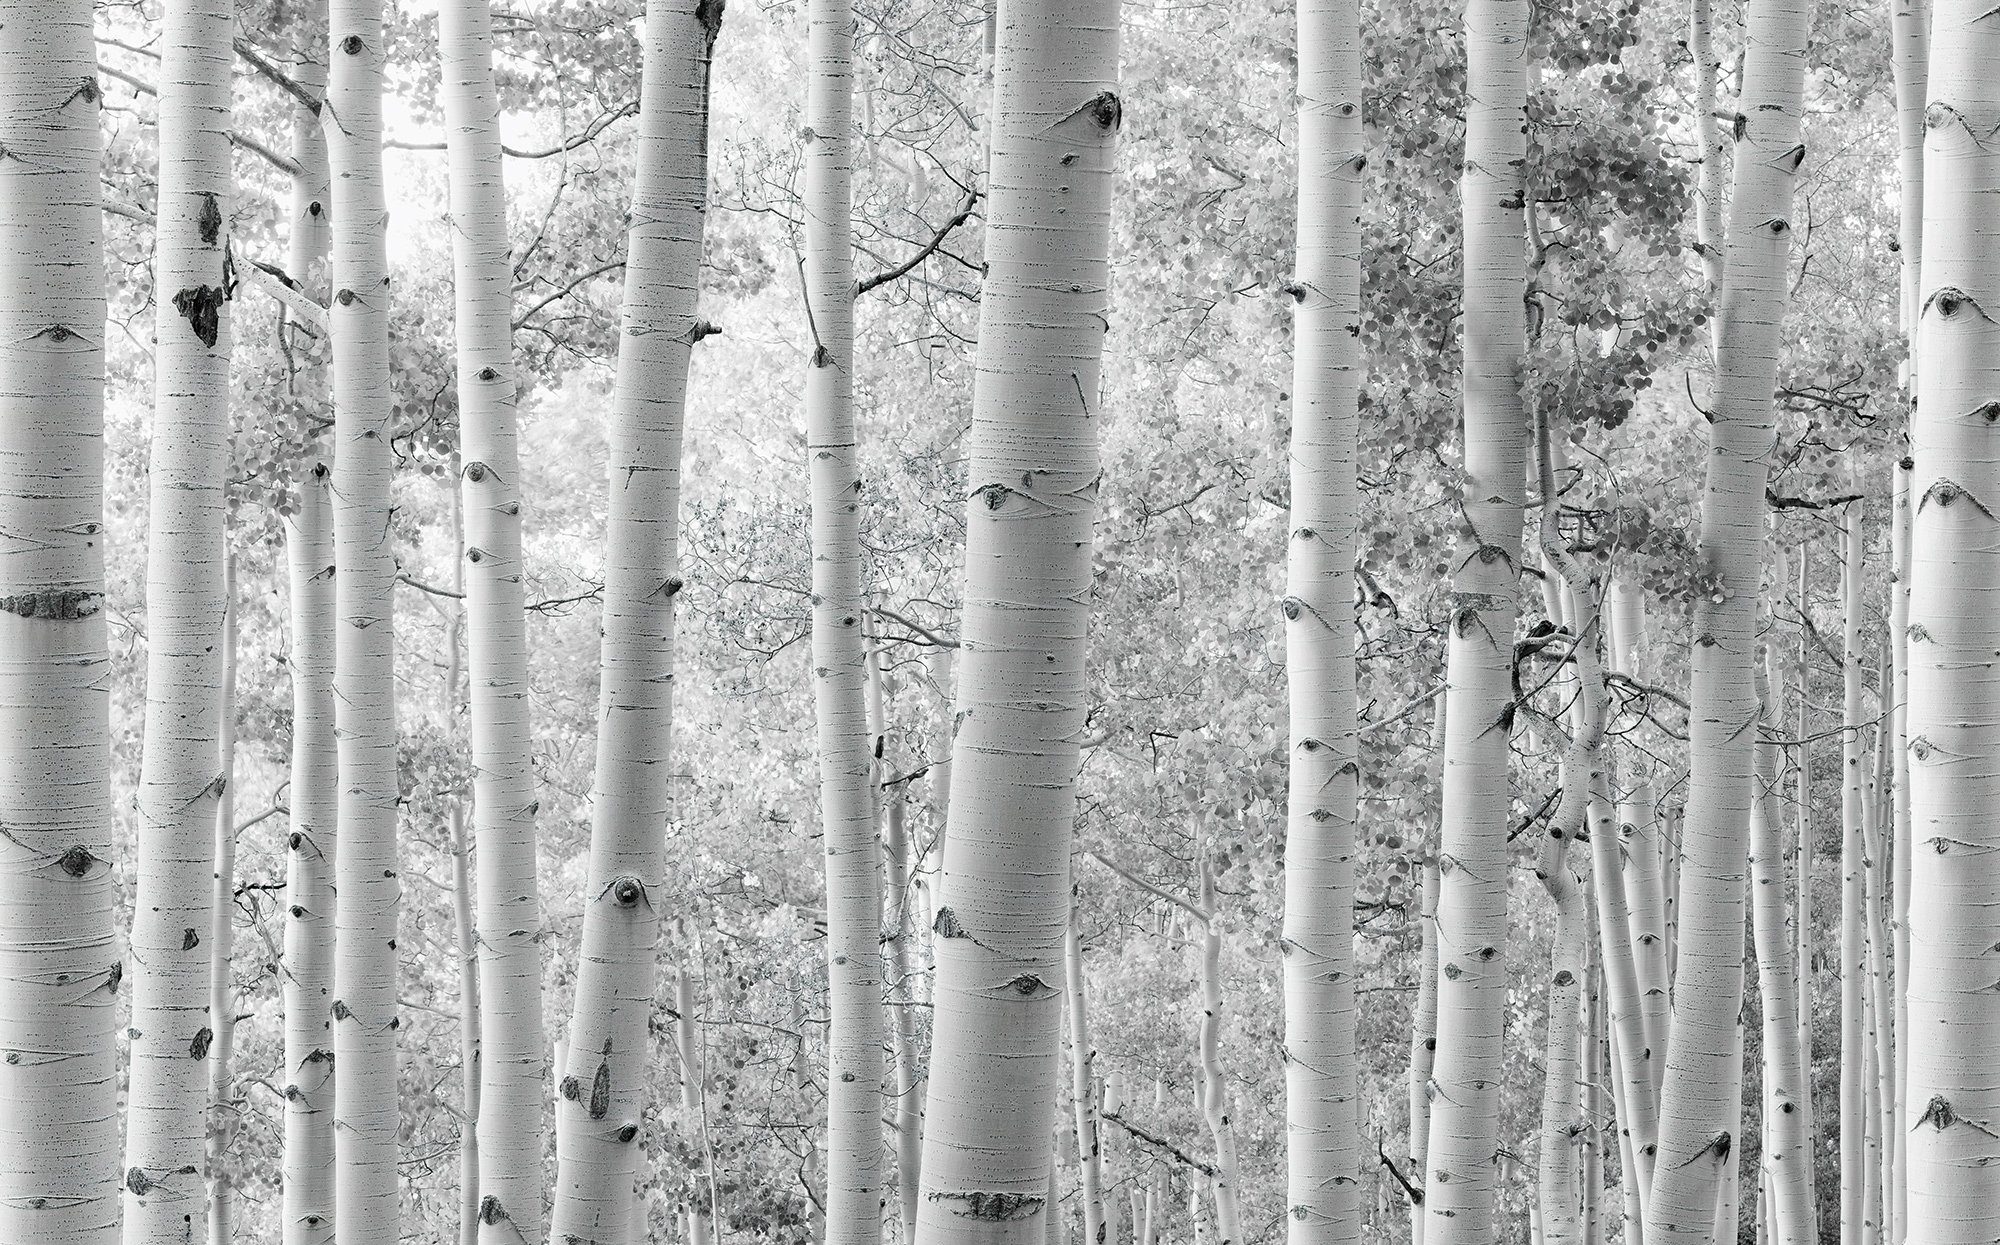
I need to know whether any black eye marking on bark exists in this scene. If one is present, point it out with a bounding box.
[173,284,224,345]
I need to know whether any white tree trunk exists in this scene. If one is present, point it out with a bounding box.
[1283,0,1363,1233]
[435,1,549,1236]
[206,562,240,1245]
[675,963,717,1245]
[325,0,402,1238]
[547,3,720,1239]
[804,2,885,1238]
[873,659,925,1245]
[912,4,1120,1240]
[1838,517,1866,1245]
[122,0,234,1236]
[1749,644,1810,1245]
[1420,0,1529,1232]
[1409,858,1440,1245]
[1064,919,1105,1245]
[1903,0,2000,1232]
[1641,0,1808,1230]
[0,5,116,1239]
[283,462,337,1245]
[1194,865,1245,1245]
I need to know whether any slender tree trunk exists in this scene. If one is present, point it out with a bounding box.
[1284,0,1363,1232]
[1749,644,1810,1244]
[548,2,720,1238]
[912,4,1121,1239]
[121,0,234,1236]
[451,797,482,1245]
[325,1,402,1238]
[1885,1,1923,1232]
[675,963,717,1245]
[1194,864,1245,1245]
[1064,919,1106,1245]
[1581,938,1603,1245]
[1863,651,1894,1245]
[1609,584,1669,1107]
[1904,0,2000,1230]
[804,2,884,1238]
[1789,543,1815,1244]
[873,659,925,1245]
[1642,0,1808,1229]
[279,3,336,1231]
[1421,0,1528,1229]
[0,11,116,1242]
[284,460,337,1245]
[435,1,549,1236]
[206,561,241,1245]
[1839,516,1866,1245]
[1688,0,1726,317]
[1410,858,1440,1245]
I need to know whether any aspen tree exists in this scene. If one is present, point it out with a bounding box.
[1789,547,1813,1235]
[1194,862,1245,1245]
[1064,919,1106,1245]
[0,4,117,1240]
[1642,0,1808,1228]
[284,465,337,1245]
[912,2,1121,1238]
[435,0,549,1235]
[676,964,717,1245]
[1749,642,1810,1244]
[1420,0,1528,1228]
[1885,1,1923,1231]
[872,659,924,1244]
[803,0,884,1237]
[205,564,239,1245]
[440,501,482,1245]
[547,1,721,1237]
[122,0,234,1235]
[1283,0,1363,1232]
[1609,581,1669,1116]
[279,11,336,1239]
[1409,859,1439,1245]
[1839,517,1866,1245]
[1902,0,2000,1203]
[324,0,403,1237]
[1863,651,1894,1239]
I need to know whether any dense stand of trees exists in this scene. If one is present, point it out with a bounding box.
[0,0,1973,1243]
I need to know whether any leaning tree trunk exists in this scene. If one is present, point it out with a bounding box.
[1282,0,1364,1233]
[435,1,549,1237]
[325,1,403,1240]
[122,0,234,1237]
[1903,0,2000,1224]
[1642,0,1808,1232]
[0,5,117,1241]
[872,659,925,1244]
[280,10,336,1242]
[803,0,885,1238]
[912,5,1121,1241]
[548,3,721,1238]
[1420,0,1528,1233]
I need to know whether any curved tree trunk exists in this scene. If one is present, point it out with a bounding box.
[122,0,234,1236]
[435,2,549,1237]
[548,2,720,1238]
[1283,0,1363,1233]
[1420,0,1528,1233]
[0,5,116,1240]
[1641,0,1808,1231]
[912,4,1121,1240]
[803,1,885,1238]
[325,1,403,1239]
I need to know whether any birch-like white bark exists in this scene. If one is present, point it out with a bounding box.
[435,1,549,1235]
[1838,516,1866,1245]
[547,3,719,1238]
[912,4,1120,1239]
[122,0,234,1235]
[205,563,240,1245]
[0,6,116,1239]
[325,2,402,1238]
[1284,0,1363,1232]
[1420,0,1528,1229]
[1641,0,1808,1229]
